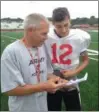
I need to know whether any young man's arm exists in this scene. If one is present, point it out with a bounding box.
[62,29,91,78]
[62,51,89,78]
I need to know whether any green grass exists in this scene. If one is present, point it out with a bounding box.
[88,31,98,50]
[89,42,98,50]
[79,60,98,111]
[0,31,98,111]
[1,31,23,39]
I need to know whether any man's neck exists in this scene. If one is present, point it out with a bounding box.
[22,37,36,48]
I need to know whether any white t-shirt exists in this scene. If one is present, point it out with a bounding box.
[1,40,53,112]
[45,28,91,80]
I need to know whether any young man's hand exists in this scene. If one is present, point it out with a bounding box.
[61,70,77,78]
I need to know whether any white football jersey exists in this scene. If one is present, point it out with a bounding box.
[45,28,91,71]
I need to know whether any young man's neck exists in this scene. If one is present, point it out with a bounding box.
[54,29,69,38]
[54,30,62,38]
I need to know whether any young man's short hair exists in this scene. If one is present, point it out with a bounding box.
[52,7,70,22]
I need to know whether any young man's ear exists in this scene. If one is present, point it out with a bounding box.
[68,20,71,28]
[52,21,55,26]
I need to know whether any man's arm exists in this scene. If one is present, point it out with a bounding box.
[5,83,48,96]
[4,77,67,96]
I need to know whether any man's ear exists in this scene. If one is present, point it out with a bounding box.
[28,26,36,32]
[28,26,36,36]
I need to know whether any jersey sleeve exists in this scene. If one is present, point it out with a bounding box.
[78,29,91,53]
[1,47,26,93]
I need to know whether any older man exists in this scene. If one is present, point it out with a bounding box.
[1,13,68,112]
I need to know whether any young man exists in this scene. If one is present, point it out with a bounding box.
[45,7,91,111]
[1,13,68,112]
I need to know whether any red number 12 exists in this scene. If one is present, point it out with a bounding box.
[51,43,72,65]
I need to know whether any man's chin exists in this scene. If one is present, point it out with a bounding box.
[38,42,44,47]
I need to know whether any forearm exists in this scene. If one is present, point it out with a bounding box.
[75,53,89,73]
[5,83,47,96]
[62,55,89,78]
[75,58,89,74]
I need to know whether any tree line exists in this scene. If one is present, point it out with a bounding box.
[1,16,98,25]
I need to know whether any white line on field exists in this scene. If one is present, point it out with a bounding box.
[89,57,98,61]
[88,53,98,55]
[91,42,98,43]
[1,34,17,40]
[89,30,98,32]
[87,49,98,54]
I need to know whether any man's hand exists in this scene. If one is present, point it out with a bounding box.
[47,73,74,93]
[47,73,59,80]
[45,77,68,93]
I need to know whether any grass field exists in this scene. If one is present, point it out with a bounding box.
[0,30,98,111]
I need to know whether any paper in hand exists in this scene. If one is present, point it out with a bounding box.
[66,72,88,86]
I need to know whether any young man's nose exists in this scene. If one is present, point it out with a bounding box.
[62,27,66,33]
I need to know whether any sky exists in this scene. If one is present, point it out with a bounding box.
[1,1,98,19]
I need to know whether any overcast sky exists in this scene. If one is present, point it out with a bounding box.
[1,1,98,19]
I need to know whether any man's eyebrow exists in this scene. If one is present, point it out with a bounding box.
[42,32,48,35]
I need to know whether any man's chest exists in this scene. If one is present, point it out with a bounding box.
[17,47,47,83]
